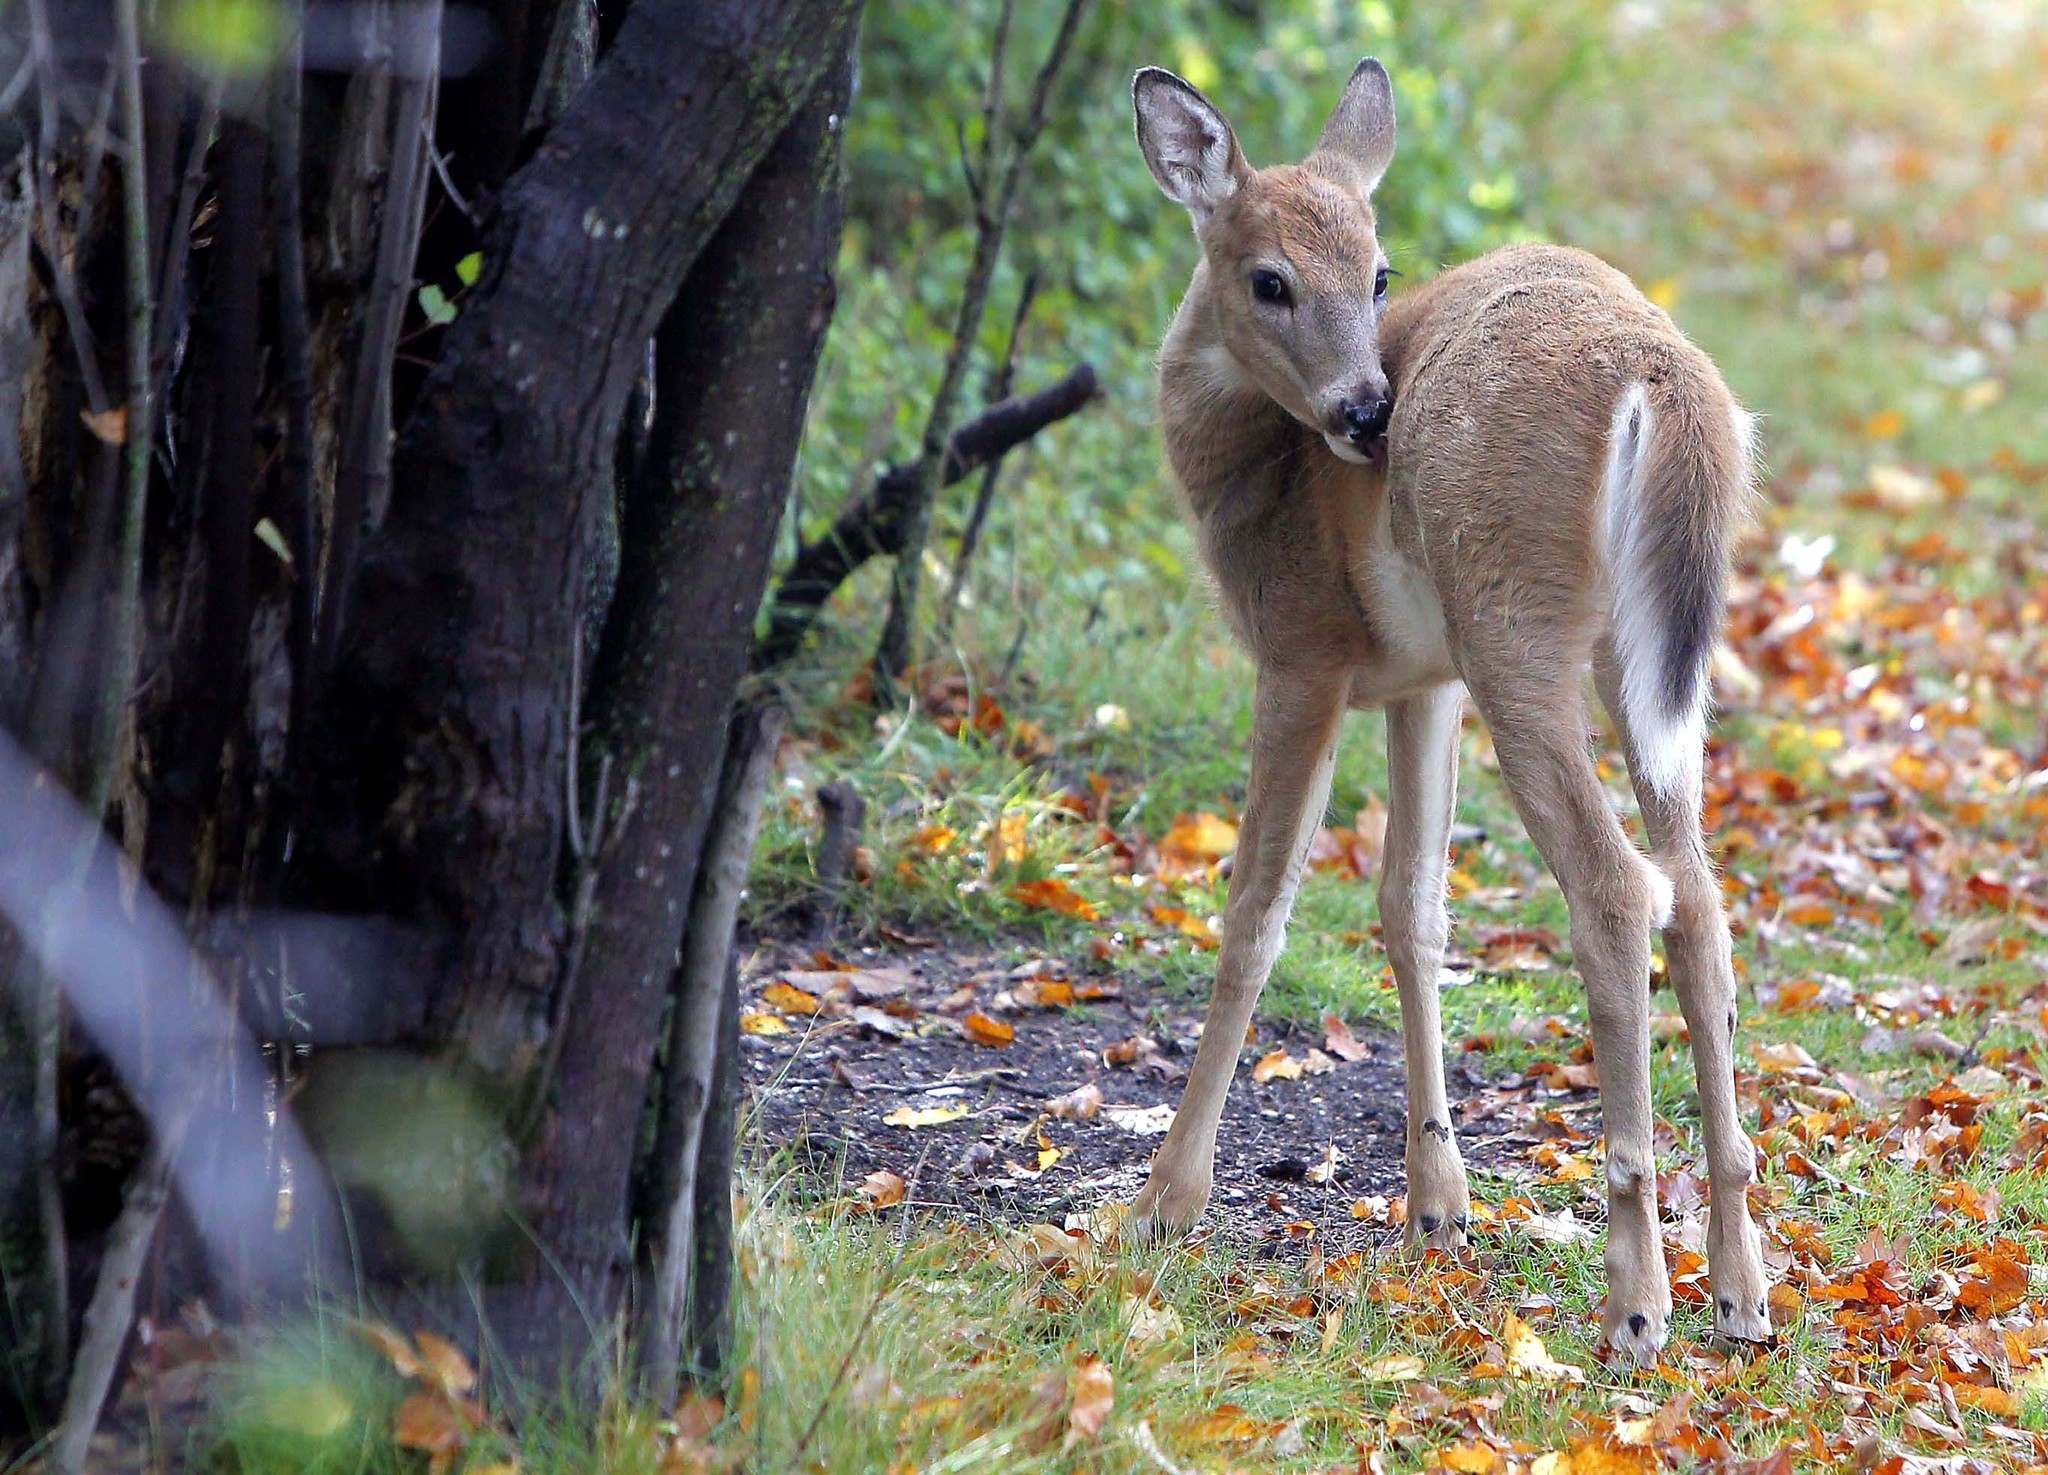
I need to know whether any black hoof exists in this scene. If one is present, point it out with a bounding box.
[1628,1313,1646,1336]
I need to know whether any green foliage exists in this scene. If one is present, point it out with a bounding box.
[158,0,287,76]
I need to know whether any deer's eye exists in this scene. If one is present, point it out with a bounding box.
[1250,268,1290,305]
[1374,266,1392,300]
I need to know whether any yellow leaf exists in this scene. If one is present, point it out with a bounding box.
[1359,1352,1425,1382]
[1863,408,1905,439]
[883,1103,968,1128]
[1504,1311,1584,1384]
[739,1012,790,1036]
[1441,1441,1504,1473]
[1645,277,1680,310]
[760,980,822,1015]
[1160,812,1238,866]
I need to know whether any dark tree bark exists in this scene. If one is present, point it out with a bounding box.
[295,0,865,1076]
[531,36,856,1349]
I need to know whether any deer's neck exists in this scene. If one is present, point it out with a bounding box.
[1156,268,1302,530]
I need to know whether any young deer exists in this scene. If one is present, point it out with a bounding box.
[1129,59,1770,1361]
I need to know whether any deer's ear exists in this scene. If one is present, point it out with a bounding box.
[1315,58,1397,194]
[1133,68,1247,222]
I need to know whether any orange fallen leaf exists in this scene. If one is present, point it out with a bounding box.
[1011,878,1100,921]
[411,1331,476,1397]
[391,1391,471,1456]
[1251,1048,1303,1084]
[962,1011,1015,1048]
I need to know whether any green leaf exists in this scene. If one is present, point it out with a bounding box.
[160,0,285,76]
[454,252,483,288]
[417,284,457,327]
[252,517,293,569]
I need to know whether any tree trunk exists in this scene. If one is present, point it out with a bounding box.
[293,0,864,1075]
[528,32,855,1353]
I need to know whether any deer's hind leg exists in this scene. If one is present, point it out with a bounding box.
[1463,643,1674,1364]
[1596,645,1771,1343]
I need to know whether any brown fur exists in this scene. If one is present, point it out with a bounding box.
[1130,61,1770,1362]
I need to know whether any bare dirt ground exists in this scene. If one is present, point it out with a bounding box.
[737,934,1530,1252]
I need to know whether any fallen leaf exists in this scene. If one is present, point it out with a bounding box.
[1251,1048,1303,1084]
[739,1012,790,1036]
[411,1331,476,1396]
[1064,1355,1114,1446]
[1322,1012,1370,1061]
[80,405,130,444]
[883,1103,969,1128]
[1011,878,1100,920]
[761,981,822,1016]
[857,1170,906,1210]
[1504,1312,1584,1383]
[962,1012,1015,1048]
[391,1391,471,1456]
[1046,1083,1104,1120]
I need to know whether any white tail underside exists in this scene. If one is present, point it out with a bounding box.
[1602,382,1704,805]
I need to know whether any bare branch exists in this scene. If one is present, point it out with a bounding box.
[871,0,1093,685]
[939,268,1039,636]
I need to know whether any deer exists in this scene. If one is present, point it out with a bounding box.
[1126,58,1772,1362]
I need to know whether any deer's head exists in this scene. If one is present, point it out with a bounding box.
[1134,60,1398,466]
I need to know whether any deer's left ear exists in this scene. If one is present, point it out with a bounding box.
[1133,67,1249,223]
[1315,58,1397,194]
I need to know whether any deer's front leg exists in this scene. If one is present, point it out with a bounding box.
[1130,668,1347,1238]
[1381,683,1470,1253]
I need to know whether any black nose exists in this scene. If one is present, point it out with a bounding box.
[1342,396,1392,444]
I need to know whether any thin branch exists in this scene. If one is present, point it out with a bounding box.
[938,268,1038,637]
[23,0,111,415]
[871,0,1092,687]
[317,0,443,667]
[272,5,319,798]
[757,363,1096,670]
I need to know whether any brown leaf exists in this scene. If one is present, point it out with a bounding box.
[1064,1354,1113,1446]
[857,1170,906,1210]
[1322,1012,1369,1061]
[391,1391,471,1455]
[80,405,129,445]
[1046,1082,1103,1120]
